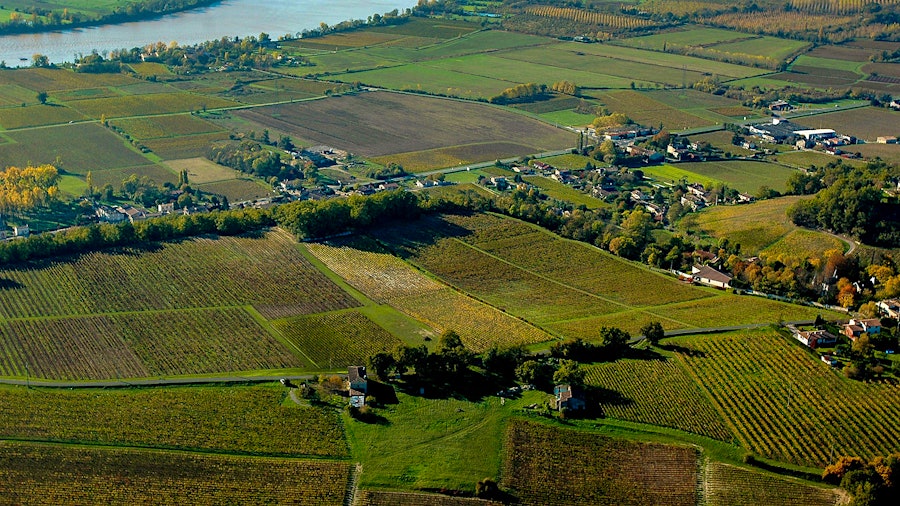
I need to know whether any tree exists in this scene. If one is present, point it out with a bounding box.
[515,360,554,389]
[31,54,49,68]
[600,326,631,358]
[36,91,48,105]
[553,359,585,387]
[475,478,500,499]
[367,352,397,381]
[640,321,665,346]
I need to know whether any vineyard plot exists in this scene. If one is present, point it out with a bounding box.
[675,330,900,467]
[705,461,843,506]
[0,384,349,457]
[305,240,552,351]
[502,419,698,506]
[0,230,358,320]
[272,310,403,368]
[585,358,734,441]
[0,441,350,506]
[1,308,306,380]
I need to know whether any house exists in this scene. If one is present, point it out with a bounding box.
[378,182,400,191]
[877,136,897,144]
[737,193,755,204]
[890,100,900,111]
[877,299,900,319]
[553,384,585,412]
[769,100,793,112]
[347,366,367,408]
[116,205,147,223]
[795,129,836,142]
[532,161,552,171]
[821,354,838,367]
[96,205,126,223]
[11,224,28,237]
[490,176,508,190]
[843,318,882,341]
[157,202,175,214]
[691,265,732,289]
[794,329,837,349]
[680,194,705,212]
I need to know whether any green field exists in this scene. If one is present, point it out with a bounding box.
[619,27,757,51]
[693,195,849,258]
[673,160,798,194]
[523,175,608,209]
[642,163,722,189]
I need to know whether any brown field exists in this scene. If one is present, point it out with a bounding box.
[371,142,542,172]
[233,93,573,157]
[844,40,900,51]
[502,419,699,506]
[855,142,900,164]
[795,106,899,140]
[356,491,502,506]
[862,62,900,79]
[142,132,231,159]
[0,442,351,506]
[808,45,878,62]
[198,178,273,202]
[0,123,149,174]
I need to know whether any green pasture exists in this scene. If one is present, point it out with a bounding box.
[327,64,513,99]
[345,393,510,491]
[90,164,177,188]
[0,67,137,91]
[0,83,38,106]
[692,195,805,254]
[538,109,595,126]
[541,153,596,170]
[56,174,88,196]
[53,86,120,101]
[366,17,481,39]
[774,150,866,169]
[0,103,87,128]
[674,161,796,194]
[618,27,756,51]
[712,37,809,62]
[524,176,607,209]
[555,42,766,79]
[790,55,865,74]
[428,53,633,90]
[198,178,272,202]
[641,164,722,189]
[304,50,403,75]
[379,30,554,62]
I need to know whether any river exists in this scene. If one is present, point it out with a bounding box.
[0,0,417,66]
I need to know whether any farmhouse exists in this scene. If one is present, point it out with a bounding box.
[691,265,732,289]
[553,384,585,412]
[843,318,882,341]
[96,205,126,223]
[347,366,367,408]
[877,136,897,144]
[877,299,900,319]
[116,205,148,223]
[794,329,837,349]
[769,100,793,112]
[748,119,804,143]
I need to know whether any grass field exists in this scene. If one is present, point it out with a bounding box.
[345,394,508,491]
[197,178,273,202]
[673,160,797,194]
[164,157,241,184]
[692,195,849,258]
[233,92,573,158]
[642,163,722,189]
[0,103,88,128]
[502,419,699,505]
[674,329,900,467]
[324,64,514,99]
[0,384,348,457]
[712,37,810,62]
[774,149,867,169]
[619,27,757,51]
[523,175,608,209]
[854,142,900,164]
[0,441,350,505]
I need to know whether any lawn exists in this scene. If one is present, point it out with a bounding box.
[693,195,806,253]
[673,160,797,194]
[345,394,509,491]
[641,163,722,189]
[164,157,242,184]
[711,37,810,62]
